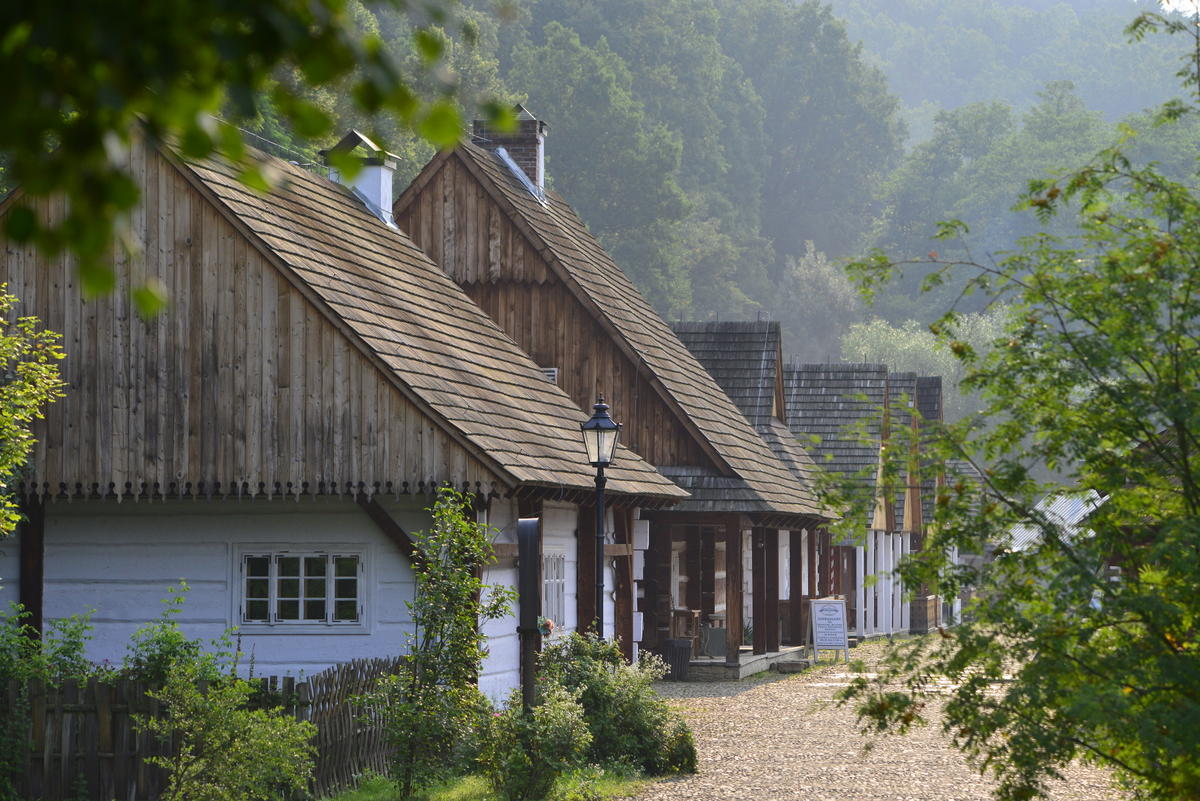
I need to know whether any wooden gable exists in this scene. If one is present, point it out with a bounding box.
[4,143,501,498]
[396,152,715,471]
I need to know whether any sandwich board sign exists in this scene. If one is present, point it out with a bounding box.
[807,597,850,663]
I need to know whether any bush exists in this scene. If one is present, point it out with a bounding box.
[122,583,235,684]
[479,687,591,801]
[537,634,696,777]
[136,661,316,801]
[0,604,94,801]
[372,487,514,796]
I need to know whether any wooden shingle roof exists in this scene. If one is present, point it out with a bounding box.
[443,143,825,522]
[784,363,888,480]
[671,321,824,494]
[177,148,685,502]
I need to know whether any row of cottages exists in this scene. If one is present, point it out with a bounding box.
[671,323,950,642]
[783,362,949,637]
[393,110,837,670]
[0,129,689,700]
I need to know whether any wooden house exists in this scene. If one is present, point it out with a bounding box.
[783,363,946,637]
[0,130,685,699]
[671,320,836,647]
[393,109,829,669]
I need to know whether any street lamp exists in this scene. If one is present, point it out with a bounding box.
[581,396,620,637]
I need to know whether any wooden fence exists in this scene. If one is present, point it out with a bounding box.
[5,656,405,801]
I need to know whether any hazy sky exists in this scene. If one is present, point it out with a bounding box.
[1160,0,1200,12]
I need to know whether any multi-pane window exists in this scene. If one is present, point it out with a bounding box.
[241,553,362,625]
[542,552,566,629]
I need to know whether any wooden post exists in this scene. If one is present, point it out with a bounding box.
[517,518,541,712]
[652,521,672,648]
[700,527,716,620]
[751,527,766,655]
[807,527,818,598]
[613,508,634,662]
[724,518,743,667]
[764,529,780,652]
[855,544,866,637]
[18,496,45,637]
[576,504,596,632]
[821,530,834,597]
[787,530,805,645]
[684,525,701,611]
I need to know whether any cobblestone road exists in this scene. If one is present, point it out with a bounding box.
[632,643,1117,801]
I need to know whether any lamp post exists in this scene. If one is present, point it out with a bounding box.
[580,396,620,638]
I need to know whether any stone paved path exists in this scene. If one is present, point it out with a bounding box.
[631,643,1117,801]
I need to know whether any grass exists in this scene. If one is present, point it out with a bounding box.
[322,769,647,801]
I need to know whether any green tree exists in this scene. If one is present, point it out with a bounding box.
[839,309,1008,422]
[506,21,690,312]
[718,0,906,263]
[0,0,508,307]
[839,13,1200,800]
[0,287,64,538]
[373,487,514,797]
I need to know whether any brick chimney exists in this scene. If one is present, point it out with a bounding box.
[321,130,399,228]
[472,104,548,195]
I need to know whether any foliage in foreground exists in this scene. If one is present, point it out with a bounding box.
[837,13,1200,801]
[479,686,592,801]
[0,0,513,307]
[137,663,316,801]
[537,634,697,777]
[371,487,514,798]
[0,286,64,537]
[322,769,644,801]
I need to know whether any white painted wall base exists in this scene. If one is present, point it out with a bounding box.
[29,497,429,678]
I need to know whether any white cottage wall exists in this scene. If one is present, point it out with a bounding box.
[479,497,520,703]
[38,498,424,676]
[0,539,18,609]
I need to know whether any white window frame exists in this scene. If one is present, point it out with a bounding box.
[542,550,567,635]
[235,548,368,634]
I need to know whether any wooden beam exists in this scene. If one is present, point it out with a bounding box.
[764,528,780,653]
[651,520,672,649]
[18,498,45,637]
[684,525,701,611]
[752,527,766,655]
[356,495,417,563]
[613,508,634,662]
[788,530,805,646]
[724,518,743,667]
[807,527,818,599]
[700,527,716,620]
[576,503,596,633]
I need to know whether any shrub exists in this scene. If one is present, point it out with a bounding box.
[479,686,591,801]
[371,487,514,796]
[0,604,94,801]
[136,661,316,801]
[122,583,234,684]
[537,634,697,776]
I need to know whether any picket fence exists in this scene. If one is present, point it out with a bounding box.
[5,656,405,801]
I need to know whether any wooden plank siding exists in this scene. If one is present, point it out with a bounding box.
[396,159,713,471]
[6,147,498,498]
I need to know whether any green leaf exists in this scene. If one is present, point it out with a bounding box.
[237,166,272,194]
[1,21,31,54]
[78,261,117,297]
[6,206,36,241]
[414,29,445,63]
[418,102,462,149]
[481,101,518,134]
[132,279,169,317]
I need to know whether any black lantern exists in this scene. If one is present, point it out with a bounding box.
[580,397,620,467]
[581,396,621,637]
